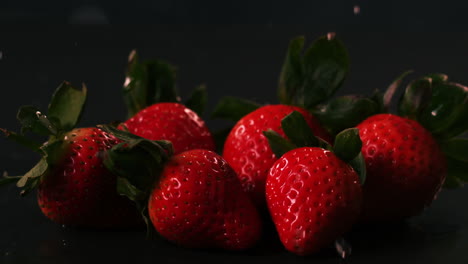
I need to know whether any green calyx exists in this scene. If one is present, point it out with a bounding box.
[396,74,468,188]
[278,34,350,109]
[315,70,468,189]
[263,111,366,185]
[99,124,173,235]
[312,70,413,137]
[123,50,208,118]
[0,81,87,194]
[210,34,350,152]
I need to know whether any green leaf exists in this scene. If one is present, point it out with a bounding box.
[0,128,42,152]
[211,96,260,122]
[418,82,468,138]
[278,34,349,108]
[48,81,87,132]
[442,95,468,139]
[314,96,379,135]
[425,73,448,84]
[103,129,172,194]
[116,176,146,203]
[19,177,41,196]
[0,173,22,187]
[383,70,413,110]
[123,50,178,118]
[370,89,385,113]
[16,158,48,188]
[301,34,349,108]
[263,129,296,158]
[278,36,305,105]
[185,84,207,116]
[333,128,362,162]
[443,157,468,188]
[398,78,432,119]
[441,138,468,162]
[349,152,366,185]
[281,111,318,147]
[17,106,56,136]
[42,140,67,166]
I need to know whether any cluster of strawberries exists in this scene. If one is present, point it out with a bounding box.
[1,34,467,257]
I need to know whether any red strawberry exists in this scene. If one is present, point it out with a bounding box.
[37,127,142,228]
[223,104,331,207]
[266,147,362,255]
[124,102,215,155]
[357,114,446,221]
[148,149,262,250]
[0,82,164,229]
[122,51,215,155]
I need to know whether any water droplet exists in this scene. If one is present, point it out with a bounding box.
[431,110,437,116]
[61,224,66,229]
[353,5,360,15]
[62,239,67,246]
[335,237,352,259]
[124,77,133,88]
[327,32,336,41]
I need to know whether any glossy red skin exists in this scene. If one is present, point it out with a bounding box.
[266,147,362,256]
[37,128,141,228]
[223,105,332,207]
[357,114,447,222]
[148,149,262,251]
[124,103,215,155]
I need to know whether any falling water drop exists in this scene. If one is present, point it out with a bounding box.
[353,5,360,15]
[128,49,137,62]
[327,32,336,41]
[124,77,131,87]
[335,237,352,259]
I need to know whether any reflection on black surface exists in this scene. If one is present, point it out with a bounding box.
[1,188,466,264]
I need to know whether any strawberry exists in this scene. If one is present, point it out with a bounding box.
[121,50,215,154]
[263,112,364,256]
[213,35,349,206]
[267,147,362,255]
[124,102,215,154]
[316,73,468,222]
[222,105,331,207]
[148,149,262,250]
[36,127,142,228]
[357,115,446,221]
[0,82,171,228]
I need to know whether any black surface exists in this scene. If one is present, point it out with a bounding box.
[1,18,468,264]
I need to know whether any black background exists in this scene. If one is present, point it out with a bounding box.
[1,1,468,263]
